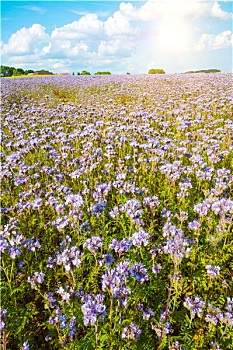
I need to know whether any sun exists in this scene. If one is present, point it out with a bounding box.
[157,17,190,53]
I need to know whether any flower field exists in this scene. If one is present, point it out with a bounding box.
[1,73,233,350]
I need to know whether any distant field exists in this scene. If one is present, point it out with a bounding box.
[1,74,233,350]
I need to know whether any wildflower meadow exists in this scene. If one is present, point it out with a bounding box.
[1,73,233,349]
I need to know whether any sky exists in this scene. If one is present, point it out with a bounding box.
[1,0,232,74]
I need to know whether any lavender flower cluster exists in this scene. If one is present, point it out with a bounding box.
[1,73,232,349]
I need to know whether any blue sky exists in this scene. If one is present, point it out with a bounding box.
[1,1,232,74]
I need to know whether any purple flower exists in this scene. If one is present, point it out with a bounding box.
[56,246,83,272]
[187,220,201,231]
[0,309,7,330]
[91,202,106,216]
[99,253,115,267]
[46,292,57,308]
[109,206,120,218]
[184,295,205,319]
[101,269,123,293]
[130,263,148,283]
[0,238,9,253]
[120,198,142,220]
[205,265,220,278]
[21,340,30,350]
[143,195,160,209]
[131,229,150,247]
[83,236,103,253]
[65,194,84,208]
[27,272,45,289]
[81,294,106,326]
[122,322,141,341]
[68,316,77,337]
[163,225,191,263]
[9,246,21,259]
[109,238,132,254]
[152,264,163,274]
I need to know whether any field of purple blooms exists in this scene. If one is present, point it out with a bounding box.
[1,73,233,350]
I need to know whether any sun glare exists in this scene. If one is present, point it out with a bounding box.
[157,17,190,52]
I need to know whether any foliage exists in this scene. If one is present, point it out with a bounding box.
[77,70,91,75]
[13,68,25,76]
[0,65,54,77]
[148,68,165,74]
[185,69,221,74]
[94,71,111,75]
[1,65,14,77]
[1,73,233,350]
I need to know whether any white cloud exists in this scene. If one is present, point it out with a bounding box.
[195,30,233,50]
[42,42,52,54]
[1,24,49,55]
[15,5,46,14]
[1,1,232,73]
[98,38,134,57]
[51,14,103,40]
[69,10,89,16]
[210,2,232,20]
[133,0,232,21]
[104,10,138,36]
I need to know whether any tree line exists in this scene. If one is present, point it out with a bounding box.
[0,66,55,77]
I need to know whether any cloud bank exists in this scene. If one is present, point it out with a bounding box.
[1,0,232,73]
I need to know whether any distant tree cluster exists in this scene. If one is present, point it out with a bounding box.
[77,70,91,75]
[1,65,35,77]
[94,71,111,75]
[148,68,165,74]
[185,69,221,74]
[0,66,55,77]
[76,71,112,76]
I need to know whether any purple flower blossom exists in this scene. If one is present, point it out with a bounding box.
[120,198,142,220]
[183,296,205,319]
[99,253,115,267]
[205,265,220,278]
[143,195,160,209]
[56,246,83,272]
[109,238,132,254]
[0,309,7,330]
[27,272,45,289]
[163,227,191,264]
[83,235,103,253]
[81,294,106,326]
[130,263,148,283]
[46,292,57,308]
[131,229,150,247]
[9,246,21,259]
[21,340,30,350]
[65,194,84,208]
[137,304,155,320]
[152,264,163,274]
[187,220,201,231]
[91,202,106,216]
[151,321,172,337]
[122,322,141,341]
[101,269,123,293]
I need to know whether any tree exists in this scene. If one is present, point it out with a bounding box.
[81,70,91,75]
[148,68,165,74]
[13,68,25,76]
[24,69,34,75]
[184,69,221,74]
[0,65,14,77]
[94,71,111,75]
